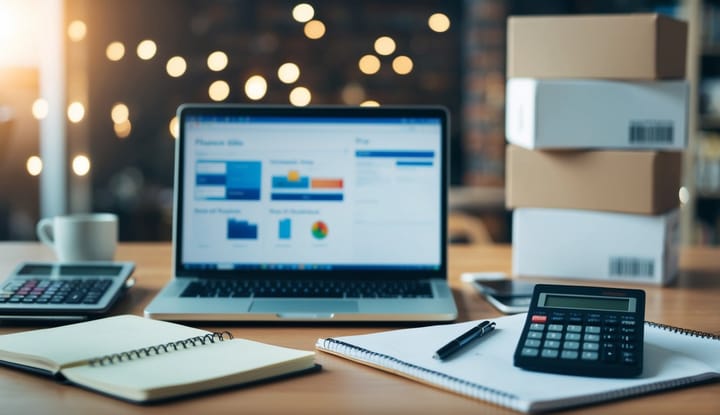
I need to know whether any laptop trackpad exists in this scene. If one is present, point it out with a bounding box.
[250,299,358,317]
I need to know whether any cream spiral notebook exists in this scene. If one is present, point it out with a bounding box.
[316,313,720,413]
[0,315,317,403]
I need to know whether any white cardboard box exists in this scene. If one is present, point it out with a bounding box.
[512,208,679,285]
[505,78,688,150]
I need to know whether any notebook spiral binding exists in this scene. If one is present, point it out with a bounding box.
[89,331,234,366]
[645,321,720,340]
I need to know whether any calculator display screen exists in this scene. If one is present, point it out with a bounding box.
[59,265,123,276]
[541,294,633,312]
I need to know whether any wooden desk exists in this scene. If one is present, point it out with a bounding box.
[0,242,718,415]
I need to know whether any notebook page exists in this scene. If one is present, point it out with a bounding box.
[644,324,720,371]
[319,313,719,412]
[61,339,315,401]
[0,315,208,371]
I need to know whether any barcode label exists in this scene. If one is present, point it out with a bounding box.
[628,121,674,145]
[609,257,655,278]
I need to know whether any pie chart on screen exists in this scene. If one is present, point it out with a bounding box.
[311,221,328,239]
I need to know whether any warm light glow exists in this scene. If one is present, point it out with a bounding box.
[358,54,381,75]
[428,13,451,33]
[113,120,132,139]
[278,62,300,84]
[207,51,228,71]
[679,186,690,205]
[106,41,125,61]
[166,56,187,77]
[341,83,365,105]
[245,75,268,100]
[67,20,87,42]
[208,80,230,101]
[67,102,85,123]
[360,100,380,107]
[72,155,91,176]
[289,87,311,106]
[374,36,396,56]
[136,39,157,60]
[392,55,414,75]
[0,1,38,67]
[111,103,129,124]
[31,98,49,120]
[292,3,314,23]
[304,20,326,39]
[169,116,179,139]
[26,156,42,176]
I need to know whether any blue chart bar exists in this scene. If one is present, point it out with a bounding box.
[278,218,291,239]
[227,219,258,240]
[272,176,310,189]
[226,161,262,200]
[355,150,435,158]
[196,174,226,185]
[196,161,261,200]
[396,161,434,167]
[271,193,343,201]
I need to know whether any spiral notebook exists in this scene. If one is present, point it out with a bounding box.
[0,315,317,403]
[317,313,720,413]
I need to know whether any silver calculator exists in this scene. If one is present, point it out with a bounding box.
[0,262,135,322]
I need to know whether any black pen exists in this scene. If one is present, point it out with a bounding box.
[433,320,496,360]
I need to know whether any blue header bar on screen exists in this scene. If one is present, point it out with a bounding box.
[186,115,441,125]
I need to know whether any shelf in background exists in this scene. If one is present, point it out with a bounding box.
[448,186,505,213]
[697,190,720,199]
[700,114,720,130]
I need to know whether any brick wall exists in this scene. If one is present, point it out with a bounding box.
[462,0,507,186]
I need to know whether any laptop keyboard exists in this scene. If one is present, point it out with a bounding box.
[0,279,113,305]
[180,280,434,299]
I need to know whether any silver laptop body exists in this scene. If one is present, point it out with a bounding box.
[145,104,457,321]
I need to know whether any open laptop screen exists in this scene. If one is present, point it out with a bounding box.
[176,106,447,275]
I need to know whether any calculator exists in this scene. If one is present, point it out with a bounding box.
[0,262,135,322]
[513,284,645,378]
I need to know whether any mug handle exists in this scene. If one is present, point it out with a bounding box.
[36,218,55,247]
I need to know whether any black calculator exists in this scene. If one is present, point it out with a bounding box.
[513,284,645,378]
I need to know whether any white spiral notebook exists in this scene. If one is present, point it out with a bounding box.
[316,313,720,413]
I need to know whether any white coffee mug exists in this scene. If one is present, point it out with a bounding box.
[36,213,118,261]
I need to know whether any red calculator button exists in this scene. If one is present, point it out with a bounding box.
[531,315,547,323]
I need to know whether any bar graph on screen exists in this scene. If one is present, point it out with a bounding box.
[227,219,258,240]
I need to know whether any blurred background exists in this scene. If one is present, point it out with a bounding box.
[0,0,716,245]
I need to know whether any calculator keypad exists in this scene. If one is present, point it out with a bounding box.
[514,284,645,378]
[520,312,641,369]
[0,278,112,305]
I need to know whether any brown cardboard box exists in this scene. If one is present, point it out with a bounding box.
[505,145,681,214]
[507,14,687,79]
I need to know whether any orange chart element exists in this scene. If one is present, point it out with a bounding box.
[311,221,329,239]
[311,178,343,189]
[287,170,301,182]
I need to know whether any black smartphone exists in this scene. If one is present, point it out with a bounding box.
[472,279,535,314]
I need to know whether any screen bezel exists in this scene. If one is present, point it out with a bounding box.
[172,104,449,281]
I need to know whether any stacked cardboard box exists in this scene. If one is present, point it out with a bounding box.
[504,14,688,285]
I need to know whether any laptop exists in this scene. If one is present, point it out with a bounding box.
[144,104,457,321]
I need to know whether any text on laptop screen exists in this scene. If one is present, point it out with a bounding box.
[180,114,443,271]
